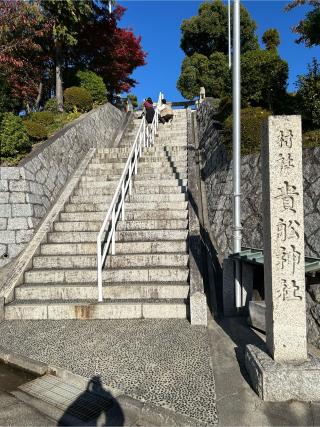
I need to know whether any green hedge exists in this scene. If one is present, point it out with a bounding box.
[30,111,55,126]
[76,71,106,105]
[24,120,48,141]
[223,107,270,156]
[0,113,31,158]
[64,86,93,112]
[303,129,320,148]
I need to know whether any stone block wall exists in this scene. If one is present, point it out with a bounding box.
[197,100,320,348]
[197,100,320,259]
[0,103,123,267]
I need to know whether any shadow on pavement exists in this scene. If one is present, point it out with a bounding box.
[58,376,124,426]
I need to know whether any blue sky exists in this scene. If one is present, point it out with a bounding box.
[120,1,320,103]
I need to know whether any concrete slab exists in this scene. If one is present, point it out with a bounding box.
[207,313,320,426]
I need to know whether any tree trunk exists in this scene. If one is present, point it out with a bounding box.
[35,81,43,111]
[55,42,64,112]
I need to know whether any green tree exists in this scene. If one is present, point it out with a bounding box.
[296,58,320,129]
[76,70,107,105]
[177,52,230,100]
[41,0,93,112]
[180,0,258,58]
[127,94,138,108]
[178,0,258,100]
[262,28,280,51]
[286,0,320,47]
[241,49,288,111]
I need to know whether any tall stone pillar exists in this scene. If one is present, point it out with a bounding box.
[262,115,307,362]
[245,116,320,401]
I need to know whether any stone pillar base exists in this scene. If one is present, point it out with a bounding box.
[245,343,320,401]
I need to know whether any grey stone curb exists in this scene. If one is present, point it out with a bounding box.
[0,148,96,303]
[0,347,211,427]
[112,111,133,148]
[187,109,207,326]
[0,345,47,375]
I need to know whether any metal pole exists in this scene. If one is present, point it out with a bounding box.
[109,1,112,14]
[228,0,231,69]
[232,0,242,309]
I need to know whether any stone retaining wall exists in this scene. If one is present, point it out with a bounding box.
[197,99,320,348]
[197,100,320,259]
[0,103,123,267]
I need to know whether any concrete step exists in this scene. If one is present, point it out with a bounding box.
[132,185,187,194]
[81,173,187,184]
[136,167,188,175]
[97,146,187,155]
[33,253,189,269]
[83,169,187,180]
[40,240,188,256]
[128,193,187,203]
[24,267,189,284]
[59,209,188,222]
[63,200,187,213]
[134,173,188,180]
[77,181,118,190]
[82,171,122,179]
[73,186,121,196]
[54,218,188,232]
[156,141,187,146]
[69,194,116,204]
[5,299,188,320]
[69,191,188,203]
[15,282,189,301]
[47,228,188,243]
[87,161,187,171]
[94,154,187,163]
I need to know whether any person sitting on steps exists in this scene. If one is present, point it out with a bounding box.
[159,99,174,124]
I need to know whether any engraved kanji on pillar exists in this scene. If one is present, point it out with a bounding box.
[262,116,307,362]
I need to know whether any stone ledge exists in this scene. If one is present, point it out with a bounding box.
[187,109,207,326]
[245,343,320,401]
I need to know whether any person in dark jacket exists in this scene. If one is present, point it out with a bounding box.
[144,97,155,124]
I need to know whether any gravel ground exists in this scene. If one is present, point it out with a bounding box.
[0,319,217,425]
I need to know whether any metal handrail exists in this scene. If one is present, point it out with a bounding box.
[96,92,163,301]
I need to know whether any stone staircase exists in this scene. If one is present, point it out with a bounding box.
[4,110,190,320]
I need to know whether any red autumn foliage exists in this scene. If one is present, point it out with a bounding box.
[0,1,146,106]
[74,4,147,94]
[0,0,52,105]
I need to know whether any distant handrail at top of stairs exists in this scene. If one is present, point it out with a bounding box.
[96,92,163,302]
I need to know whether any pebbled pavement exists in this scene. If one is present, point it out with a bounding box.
[0,319,217,426]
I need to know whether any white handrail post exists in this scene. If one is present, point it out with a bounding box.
[121,181,125,221]
[111,208,116,255]
[143,119,146,147]
[129,163,132,195]
[135,145,138,174]
[97,239,103,302]
[139,133,142,156]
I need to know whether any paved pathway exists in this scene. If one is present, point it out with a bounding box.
[207,312,320,426]
[0,319,217,426]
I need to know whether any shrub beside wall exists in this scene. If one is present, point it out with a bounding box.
[64,87,93,112]
[0,113,31,158]
[223,107,270,156]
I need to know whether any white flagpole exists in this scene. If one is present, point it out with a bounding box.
[232,0,243,309]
